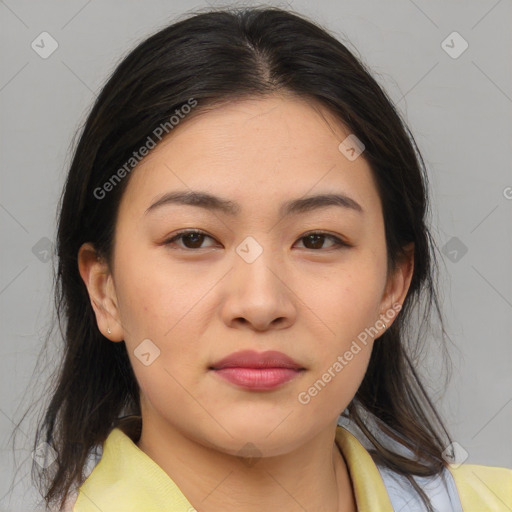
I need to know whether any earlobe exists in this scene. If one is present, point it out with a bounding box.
[77,242,124,342]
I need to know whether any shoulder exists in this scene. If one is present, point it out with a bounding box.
[375,462,512,511]
[72,427,195,512]
[336,417,512,511]
[448,462,512,510]
[376,462,464,511]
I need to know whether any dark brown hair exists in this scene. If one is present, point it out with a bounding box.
[14,6,454,511]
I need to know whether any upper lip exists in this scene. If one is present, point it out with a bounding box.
[210,350,304,370]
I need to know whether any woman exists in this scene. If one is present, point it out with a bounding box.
[31,6,511,511]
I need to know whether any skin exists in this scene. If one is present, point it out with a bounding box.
[78,92,414,512]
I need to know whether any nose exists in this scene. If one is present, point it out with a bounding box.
[220,243,297,332]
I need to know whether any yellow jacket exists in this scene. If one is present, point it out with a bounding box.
[72,423,512,511]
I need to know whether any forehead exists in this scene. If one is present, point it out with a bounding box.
[117,94,382,222]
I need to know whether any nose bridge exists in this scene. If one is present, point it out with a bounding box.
[233,234,282,289]
[221,233,296,329]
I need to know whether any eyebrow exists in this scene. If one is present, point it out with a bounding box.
[144,190,364,217]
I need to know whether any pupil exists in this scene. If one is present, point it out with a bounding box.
[185,233,203,248]
[306,234,323,249]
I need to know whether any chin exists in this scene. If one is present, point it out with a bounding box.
[200,419,308,457]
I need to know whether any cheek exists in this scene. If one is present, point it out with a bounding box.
[129,357,206,435]
[113,245,207,340]
[297,344,373,421]
[298,262,386,343]
[292,260,385,407]
[113,249,218,393]
[295,282,378,421]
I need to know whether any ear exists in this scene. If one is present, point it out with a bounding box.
[377,242,414,334]
[77,242,124,342]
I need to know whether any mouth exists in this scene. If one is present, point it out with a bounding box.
[209,350,305,391]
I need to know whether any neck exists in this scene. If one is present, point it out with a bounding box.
[135,414,357,512]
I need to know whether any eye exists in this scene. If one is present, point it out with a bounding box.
[294,232,350,250]
[163,230,217,250]
[163,230,351,251]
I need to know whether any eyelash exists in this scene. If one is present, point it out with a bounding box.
[163,229,351,251]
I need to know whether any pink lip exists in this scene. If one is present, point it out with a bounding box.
[210,350,305,391]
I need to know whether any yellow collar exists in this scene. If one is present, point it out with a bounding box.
[335,426,394,511]
[74,425,394,511]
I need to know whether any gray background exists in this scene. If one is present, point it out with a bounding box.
[1,0,511,509]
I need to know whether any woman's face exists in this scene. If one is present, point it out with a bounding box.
[80,93,412,456]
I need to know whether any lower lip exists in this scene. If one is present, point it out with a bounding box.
[211,367,302,390]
